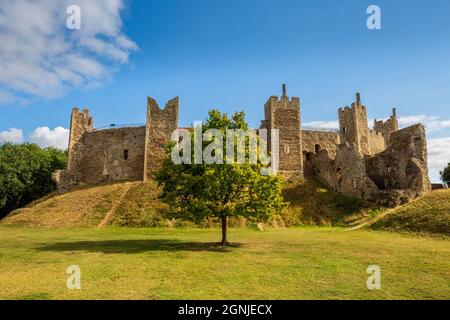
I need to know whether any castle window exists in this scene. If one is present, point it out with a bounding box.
[123,150,129,160]
[315,144,321,154]
[342,126,346,134]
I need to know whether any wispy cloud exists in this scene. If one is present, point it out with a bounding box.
[0,0,137,105]
[397,115,450,133]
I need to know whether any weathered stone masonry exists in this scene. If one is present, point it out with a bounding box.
[54,86,431,207]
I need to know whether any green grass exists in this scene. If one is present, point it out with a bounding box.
[371,189,450,236]
[0,226,448,300]
[281,178,374,226]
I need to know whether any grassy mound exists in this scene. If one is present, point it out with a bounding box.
[370,189,450,236]
[1,182,133,228]
[4,177,448,235]
[1,177,374,228]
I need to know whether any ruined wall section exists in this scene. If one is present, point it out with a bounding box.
[311,143,378,200]
[144,97,179,181]
[366,124,431,195]
[312,124,431,207]
[264,85,303,178]
[302,130,340,176]
[374,108,399,147]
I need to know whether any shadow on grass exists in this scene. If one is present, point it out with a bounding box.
[36,239,242,254]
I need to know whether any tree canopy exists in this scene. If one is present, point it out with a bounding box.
[156,110,287,244]
[440,163,450,183]
[0,143,67,219]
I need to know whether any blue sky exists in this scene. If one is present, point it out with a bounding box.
[0,0,449,181]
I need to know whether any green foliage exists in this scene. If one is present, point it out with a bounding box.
[156,110,287,243]
[0,143,67,218]
[440,163,450,182]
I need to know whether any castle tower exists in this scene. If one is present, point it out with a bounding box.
[338,93,370,156]
[67,108,93,173]
[143,97,179,181]
[374,108,399,147]
[263,84,303,178]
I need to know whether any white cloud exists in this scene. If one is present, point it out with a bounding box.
[0,0,137,104]
[427,137,450,182]
[0,128,24,144]
[29,126,69,150]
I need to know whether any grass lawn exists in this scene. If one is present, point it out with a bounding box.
[0,226,448,300]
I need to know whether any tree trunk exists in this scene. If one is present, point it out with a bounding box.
[221,215,228,245]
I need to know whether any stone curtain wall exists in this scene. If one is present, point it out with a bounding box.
[368,129,386,155]
[76,127,146,183]
[302,130,340,159]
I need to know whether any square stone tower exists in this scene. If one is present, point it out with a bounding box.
[338,93,371,156]
[67,108,93,173]
[143,97,179,181]
[262,84,303,178]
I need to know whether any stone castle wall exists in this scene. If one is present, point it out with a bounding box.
[302,130,340,159]
[76,127,146,184]
[368,129,386,155]
[55,88,431,207]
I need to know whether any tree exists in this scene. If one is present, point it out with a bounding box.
[440,163,450,183]
[156,110,287,245]
[0,143,67,218]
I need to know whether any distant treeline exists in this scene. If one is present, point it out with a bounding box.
[0,143,67,219]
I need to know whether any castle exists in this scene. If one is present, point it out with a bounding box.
[54,85,431,207]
